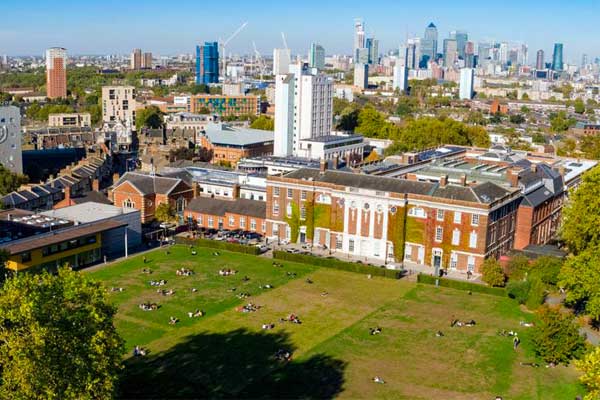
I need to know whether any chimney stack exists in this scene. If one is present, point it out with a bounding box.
[64,186,71,204]
[439,175,448,187]
[92,179,100,192]
[319,159,327,174]
[112,172,120,185]
[508,170,520,187]
[459,174,467,186]
[333,155,339,170]
[531,163,537,173]
[192,181,200,198]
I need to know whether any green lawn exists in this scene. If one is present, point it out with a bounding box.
[88,245,584,399]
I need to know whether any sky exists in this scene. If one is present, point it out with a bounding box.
[1,0,599,64]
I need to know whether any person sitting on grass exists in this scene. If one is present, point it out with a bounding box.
[262,323,275,330]
[369,327,382,335]
[191,249,197,255]
[169,316,179,325]
[141,268,152,274]
[306,278,313,284]
[242,276,250,282]
[436,331,444,337]
[260,284,273,289]
[372,376,385,384]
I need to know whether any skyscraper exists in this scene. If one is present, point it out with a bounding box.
[499,42,509,65]
[406,38,420,69]
[46,47,67,99]
[397,44,409,68]
[465,41,475,68]
[393,64,408,93]
[478,42,492,63]
[273,48,291,75]
[309,43,326,70]
[459,68,474,100]
[130,48,142,69]
[142,52,152,69]
[354,63,368,89]
[450,31,468,60]
[196,42,219,85]
[582,53,589,68]
[274,63,333,157]
[536,50,544,69]
[552,43,564,71]
[353,19,365,61]
[420,22,438,67]
[443,39,458,67]
[366,38,379,65]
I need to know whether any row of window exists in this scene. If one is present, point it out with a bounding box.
[40,235,97,258]
[434,227,478,249]
[410,207,480,226]
[195,214,264,232]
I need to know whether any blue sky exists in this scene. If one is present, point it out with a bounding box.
[1,0,599,63]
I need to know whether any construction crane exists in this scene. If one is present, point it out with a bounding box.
[219,21,248,79]
[252,41,265,81]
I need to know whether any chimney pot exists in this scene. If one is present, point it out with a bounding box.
[319,159,327,174]
[439,175,448,187]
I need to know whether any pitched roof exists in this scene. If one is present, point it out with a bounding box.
[202,124,274,147]
[186,197,266,219]
[114,172,187,196]
[283,168,514,204]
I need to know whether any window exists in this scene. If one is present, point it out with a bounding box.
[349,239,355,252]
[436,209,444,221]
[471,214,480,226]
[208,217,214,228]
[273,201,279,215]
[373,241,380,257]
[250,219,256,230]
[198,215,203,225]
[467,256,476,272]
[273,187,280,197]
[404,244,412,260]
[336,235,343,249]
[469,231,478,248]
[435,226,443,242]
[450,253,458,270]
[123,199,135,208]
[261,221,266,232]
[454,211,462,224]
[229,216,235,227]
[240,217,246,229]
[21,252,31,263]
[273,223,279,234]
[287,188,293,199]
[301,190,307,200]
[452,229,460,246]
[408,207,426,218]
[286,203,293,218]
[300,206,306,220]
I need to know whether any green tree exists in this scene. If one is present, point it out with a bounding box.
[549,111,576,132]
[336,105,360,131]
[509,114,525,124]
[135,105,163,130]
[250,115,274,131]
[559,247,600,320]
[481,259,506,287]
[576,346,600,400]
[580,136,600,160]
[560,166,600,254]
[355,105,386,137]
[0,267,124,399]
[574,98,586,114]
[531,305,586,365]
[155,202,176,223]
[0,163,28,195]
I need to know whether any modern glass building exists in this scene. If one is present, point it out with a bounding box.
[196,42,219,85]
[552,43,563,71]
[309,43,326,70]
[366,38,379,65]
[420,22,438,68]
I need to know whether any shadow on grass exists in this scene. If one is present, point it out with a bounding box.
[119,328,346,399]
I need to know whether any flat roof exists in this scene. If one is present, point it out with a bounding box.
[1,219,127,255]
[300,134,363,143]
[203,124,274,147]
[41,202,138,224]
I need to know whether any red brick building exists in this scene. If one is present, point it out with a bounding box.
[185,197,267,234]
[111,172,193,223]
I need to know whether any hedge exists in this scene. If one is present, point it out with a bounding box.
[273,250,402,279]
[417,273,506,297]
[175,237,261,255]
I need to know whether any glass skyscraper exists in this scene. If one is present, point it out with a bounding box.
[420,22,438,67]
[196,42,219,85]
[552,43,563,71]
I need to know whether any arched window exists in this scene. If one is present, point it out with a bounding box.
[123,199,135,208]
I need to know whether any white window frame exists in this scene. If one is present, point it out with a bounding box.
[435,226,443,242]
[273,201,279,216]
[208,216,214,228]
[408,207,426,218]
[301,190,307,200]
[469,231,478,249]
[250,219,256,230]
[273,187,280,197]
[198,215,203,225]
[452,228,460,246]
[300,206,306,220]
[471,214,480,226]
[454,211,462,224]
[240,217,246,229]
[286,203,293,218]
[450,252,458,270]
[436,209,444,221]
[467,256,476,272]
[229,216,235,227]
[287,188,293,199]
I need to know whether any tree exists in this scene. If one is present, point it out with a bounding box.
[0,163,28,195]
[531,305,586,365]
[549,111,576,132]
[580,136,600,160]
[250,115,274,131]
[560,166,600,254]
[155,202,176,223]
[0,267,124,399]
[574,98,586,114]
[169,147,195,161]
[135,105,163,130]
[560,247,600,320]
[576,346,600,400]
[355,106,386,137]
[336,105,360,131]
[509,114,525,124]
[481,259,506,287]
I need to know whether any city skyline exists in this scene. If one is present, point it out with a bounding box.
[1,0,598,64]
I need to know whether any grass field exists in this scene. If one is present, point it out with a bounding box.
[88,245,584,399]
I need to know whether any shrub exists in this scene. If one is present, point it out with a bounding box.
[532,305,586,365]
[531,256,562,286]
[273,251,402,279]
[174,237,260,255]
[525,277,547,310]
[481,259,506,287]
[507,280,532,304]
[417,274,506,296]
[506,255,531,280]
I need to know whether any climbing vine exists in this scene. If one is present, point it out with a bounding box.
[284,202,300,243]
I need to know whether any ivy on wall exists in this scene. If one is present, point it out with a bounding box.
[284,202,300,243]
